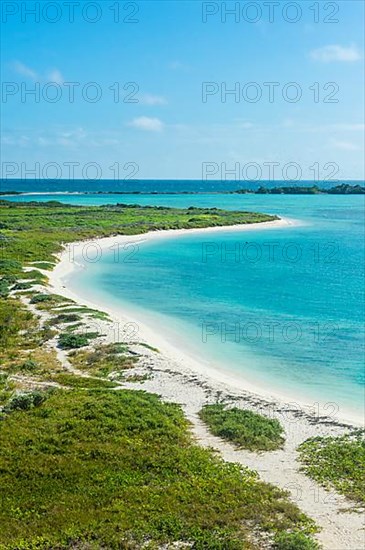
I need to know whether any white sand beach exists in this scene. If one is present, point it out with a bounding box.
[43,218,365,550]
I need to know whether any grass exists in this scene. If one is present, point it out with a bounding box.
[53,306,111,320]
[199,403,285,451]
[0,388,316,549]
[30,261,55,270]
[69,343,138,377]
[49,313,82,325]
[0,374,16,407]
[298,431,365,505]
[29,293,73,310]
[0,200,277,273]
[0,297,39,358]
[136,341,160,353]
[49,373,119,389]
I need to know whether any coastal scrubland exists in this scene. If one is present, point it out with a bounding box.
[0,200,361,548]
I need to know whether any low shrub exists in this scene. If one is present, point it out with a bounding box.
[199,403,285,451]
[50,313,81,325]
[4,390,48,413]
[58,332,98,350]
[298,431,365,504]
[274,531,319,549]
[30,294,53,304]
[19,359,38,372]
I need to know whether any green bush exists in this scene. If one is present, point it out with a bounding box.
[31,262,55,270]
[0,279,10,298]
[275,531,319,549]
[4,391,48,413]
[12,282,35,291]
[199,403,285,451]
[58,332,98,350]
[50,313,81,325]
[298,431,365,504]
[19,359,38,372]
[0,259,22,275]
[30,294,53,304]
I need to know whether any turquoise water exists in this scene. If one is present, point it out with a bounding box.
[6,192,365,419]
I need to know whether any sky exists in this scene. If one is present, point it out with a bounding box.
[1,0,364,181]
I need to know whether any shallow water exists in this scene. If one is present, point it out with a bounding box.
[6,191,365,419]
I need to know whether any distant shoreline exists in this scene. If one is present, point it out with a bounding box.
[1,183,365,196]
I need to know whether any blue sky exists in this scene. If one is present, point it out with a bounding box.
[1,0,364,180]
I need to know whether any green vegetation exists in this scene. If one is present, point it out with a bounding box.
[30,293,73,310]
[3,389,50,414]
[30,261,55,270]
[5,183,363,196]
[274,531,319,549]
[199,403,285,451]
[0,199,276,316]
[50,313,82,325]
[0,389,316,548]
[0,374,16,407]
[0,297,38,356]
[0,200,321,547]
[49,373,118,389]
[53,306,111,320]
[234,184,365,195]
[69,343,138,377]
[298,431,365,505]
[136,341,160,353]
[58,332,99,350]
[0,200,277,271]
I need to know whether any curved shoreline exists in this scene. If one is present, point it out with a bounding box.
[48,217,361,427]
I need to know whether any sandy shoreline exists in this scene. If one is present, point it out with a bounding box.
[43,217,365,549]
[49,216,361,426]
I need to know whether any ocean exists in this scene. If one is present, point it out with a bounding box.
[3,182,364,420]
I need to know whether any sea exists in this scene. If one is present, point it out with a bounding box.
[2,179,364,421]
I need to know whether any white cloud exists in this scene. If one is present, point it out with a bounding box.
[234,120,254,129]
[331,139,361,151]
[47,69,64,84]
[139,94,167,105]
[37,137,50,146]
[13,61,38,80]
[310,44,361,62]
[1,134,30,147]
[128,116,164,132]
[281,119,295,128]
[333,123,365,131]
[12,61,65,83]
[168,60,190,71]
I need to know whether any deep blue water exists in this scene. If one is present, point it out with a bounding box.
[1,178,362,194]
[4,188,364,420]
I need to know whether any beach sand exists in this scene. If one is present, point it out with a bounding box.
[44,217,364,550]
